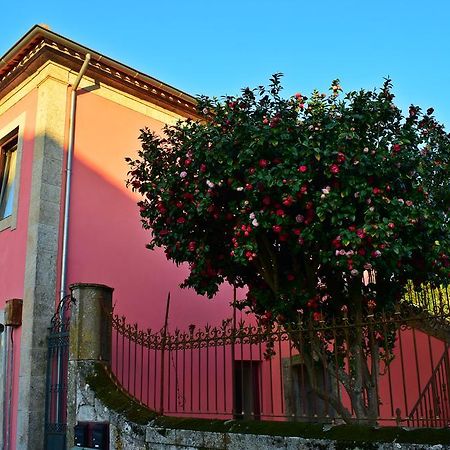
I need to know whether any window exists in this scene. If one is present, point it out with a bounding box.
[0,133,18,220]
[234,360,261,420]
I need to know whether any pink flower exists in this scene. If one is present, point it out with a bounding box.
[245,251,256,261]
[372,250,381,258]
[188,241,196,252]
[180,171,187,178]
[356,229,366,239]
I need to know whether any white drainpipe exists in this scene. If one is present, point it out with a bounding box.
[54,53,91,426]
[59,53,91,301]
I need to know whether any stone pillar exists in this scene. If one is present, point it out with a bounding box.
[66,283,113,450]
[17,70,68,450]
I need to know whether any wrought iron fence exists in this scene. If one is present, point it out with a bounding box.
[110,286,450,427]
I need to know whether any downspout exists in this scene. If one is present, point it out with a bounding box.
[53,53,91,432]
[1,324,8,450]
[59,53,91,301]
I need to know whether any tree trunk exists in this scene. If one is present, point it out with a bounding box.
[290,303,381,425]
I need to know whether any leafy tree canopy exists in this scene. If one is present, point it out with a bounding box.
[127,75,450,324]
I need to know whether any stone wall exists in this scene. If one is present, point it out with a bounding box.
[67,283,449,450]
[70,362,447,450]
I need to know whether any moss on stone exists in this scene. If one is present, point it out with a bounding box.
[84,362,449,446]
[152,416,450,446]
[84,362,156,425]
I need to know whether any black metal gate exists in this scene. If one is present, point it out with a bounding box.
[44,295,75,450]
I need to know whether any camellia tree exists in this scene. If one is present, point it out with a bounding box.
[127,75,450,423]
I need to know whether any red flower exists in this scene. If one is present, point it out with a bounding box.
[388,222,395,229]
[372,187,382,195]
[177,217,186,224]
[393,144,401,153]
[262,196,271,206]
[279,233,289,242]
[332,236,342,248]
[272,225,282,233]
[287,274,295,281]
[337,152,346,163]
[200,164,207,173]
[330,164,340,174]
[282,196,294,207]
[245,183,253,191]
[185,159,192,166]
[157,202,167,213]
[259,159,268,168]
[293,228,301,235]
[298,165,308,173]
[356,229,366,239]
[188,241,197,252]
[276,209,285,217]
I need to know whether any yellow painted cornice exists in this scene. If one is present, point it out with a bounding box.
[0,25,200,120]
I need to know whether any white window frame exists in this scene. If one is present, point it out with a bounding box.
[0,114,25,232]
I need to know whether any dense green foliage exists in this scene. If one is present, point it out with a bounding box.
[127,75,450,323]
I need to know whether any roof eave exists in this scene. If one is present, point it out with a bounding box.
[0,25,199,117]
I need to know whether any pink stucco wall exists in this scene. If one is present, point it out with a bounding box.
[67,92,238,331]
[0,88,37,450]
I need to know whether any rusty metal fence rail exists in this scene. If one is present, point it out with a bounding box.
[110,285,450,427]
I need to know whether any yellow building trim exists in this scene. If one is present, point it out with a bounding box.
[1,59,186,125]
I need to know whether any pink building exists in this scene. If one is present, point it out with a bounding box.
[0,25,448,450]
[0,25,236,450]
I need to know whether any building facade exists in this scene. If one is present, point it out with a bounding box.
[0,25,235,450]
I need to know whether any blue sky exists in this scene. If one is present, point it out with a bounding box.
[2,0,449,126]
